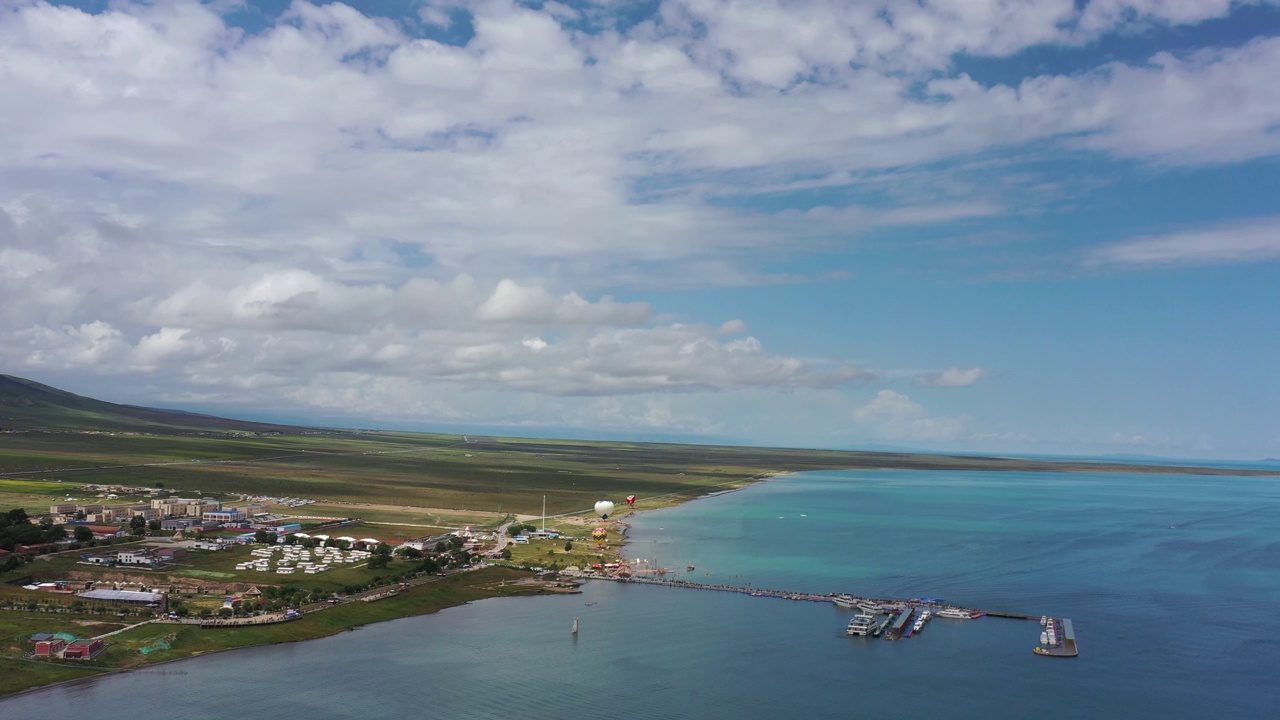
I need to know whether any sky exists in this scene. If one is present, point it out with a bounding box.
[1,0,1278,459]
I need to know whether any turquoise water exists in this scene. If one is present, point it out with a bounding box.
[3,469,1278,718]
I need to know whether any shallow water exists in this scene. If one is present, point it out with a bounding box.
[4,469,1277,719]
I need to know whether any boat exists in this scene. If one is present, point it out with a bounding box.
[571,617,578,635]
[856,600,882,613]
[846,614,877,636]
[936,607,984,620]
[1040,631,1048,644]
[832,594,858,609]
[687,565,695,571]
[911,610,932,633]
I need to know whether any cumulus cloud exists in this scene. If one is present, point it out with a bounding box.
[852,390,971,441]
[915,367,987,387]
[0,0,1275,435]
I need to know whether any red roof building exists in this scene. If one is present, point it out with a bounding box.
[63,638,104,659]
[35,639,67,657]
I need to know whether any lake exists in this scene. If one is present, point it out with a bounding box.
[3,468,1277,719]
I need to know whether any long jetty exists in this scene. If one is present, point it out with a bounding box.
[588,575,1043,620]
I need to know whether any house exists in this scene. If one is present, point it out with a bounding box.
[115,550,157,566]
[155,548,186,562]
[34,638,68,656]
[192,540,224,551]
[82,525,126,539]
[80,553,116,565]
[63,638,105,659]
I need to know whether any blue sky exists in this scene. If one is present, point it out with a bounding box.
[1,0,1278,459]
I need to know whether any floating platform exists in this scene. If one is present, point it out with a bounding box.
[1034,618,1079,658]
[885,608,914,640]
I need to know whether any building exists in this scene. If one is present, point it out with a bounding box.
[50,503,78,515]
[186,500,221,517]
[203,509,247,524]
[34,638,68,656]
[115,550,157,566]
[161,518,202,531]
[81,525,126,539]
[122,505,162,520]
[192,540,224,551]
[155,548,186,562]
[77,588,167,612]
[63,638,105,659]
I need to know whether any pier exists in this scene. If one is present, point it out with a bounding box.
[583,575,1077,656]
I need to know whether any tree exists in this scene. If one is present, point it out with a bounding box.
[369,543,392,569]
[254,529,277,545]
[74,511,86,520]
[130,515,147,535]
[500,548,512,560]
[448,536,463,550]
[217,607,233,619]
[147,519,162,533]
[397,546,423,560]
[73,526,93,542]
[564,541,573,551]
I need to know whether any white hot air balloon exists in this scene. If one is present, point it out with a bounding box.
[594,500,615,519]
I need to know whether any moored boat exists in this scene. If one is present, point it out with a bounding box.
[936,607,984,620]
[846,613,877,636]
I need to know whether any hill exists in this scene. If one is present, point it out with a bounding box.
[0,374,306,435]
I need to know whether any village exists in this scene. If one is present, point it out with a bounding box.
[1,483,631,669]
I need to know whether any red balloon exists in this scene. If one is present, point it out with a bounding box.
[625,495,637,506]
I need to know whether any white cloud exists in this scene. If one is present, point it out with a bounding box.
[1108,432,1178,448]
[852,390,971,441]
[1089,216,1280,267]
[915,367,987,387]
[473,279,651,325]
[0,0,1274,440]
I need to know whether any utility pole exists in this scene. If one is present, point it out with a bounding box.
[542,495,546,532]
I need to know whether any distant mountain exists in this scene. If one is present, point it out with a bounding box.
[0,374,308,434]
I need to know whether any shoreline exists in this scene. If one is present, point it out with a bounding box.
[0,566,555,702]
[4,461,1269,701]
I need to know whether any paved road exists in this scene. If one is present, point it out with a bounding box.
[492,520,514,554]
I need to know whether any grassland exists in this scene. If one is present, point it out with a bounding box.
[7,429,1268,526]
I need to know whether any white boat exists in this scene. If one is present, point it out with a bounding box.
[856,600,883,613]
[911,610,932,633]
[936,607,984,620]
[571,617,578,635]
[832,595,858,609]
[1040,631,1049,645]
[846,614,877,636]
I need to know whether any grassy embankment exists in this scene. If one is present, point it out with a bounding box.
[0,565,545,697]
